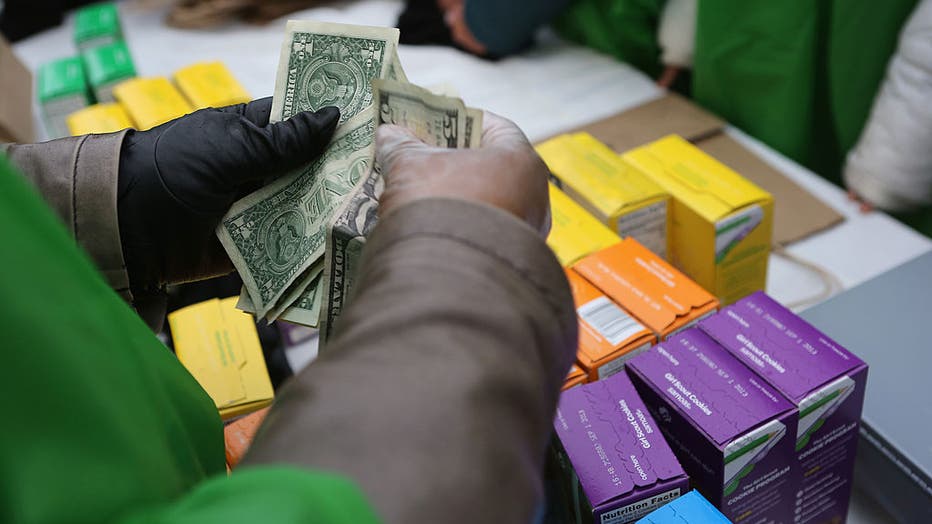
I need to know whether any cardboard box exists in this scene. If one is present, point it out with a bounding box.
[73,2,123,51]
[627,329,797,523]
[113,77,193,130]
[66,103,133,135]
[547,182,621,266]
[573,238,718,341]
[563,363,587,390]
[623,135,773,305]
[553,372,689,523]
[224,406,270,469]
[81,40,136,103]
[0,36,36,143]
[37,56,91,139]
[700,292,868,524]
[538,133,670,259]
[635,490,730,523]
[174,61,252,110]
[169,297,274,420]
[566,268,655,381]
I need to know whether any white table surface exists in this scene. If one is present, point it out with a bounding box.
[12,1,928,521]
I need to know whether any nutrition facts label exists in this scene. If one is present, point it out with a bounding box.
[618,201,667,260]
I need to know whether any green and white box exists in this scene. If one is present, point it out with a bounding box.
[73,3,123,51]
[37,56,90,138]
[81,41,136,103]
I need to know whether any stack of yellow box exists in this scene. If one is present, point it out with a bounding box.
[66,61,251,135]
[537,132,670,260]
[174,62,252,109]
[168,297,274,420]
[623,135,774,304]
[546,183,620,266]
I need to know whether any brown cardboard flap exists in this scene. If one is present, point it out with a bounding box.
[549,94,844,245]
[0,36,35,143]
[696,134,843,245]
[559,93,724,152]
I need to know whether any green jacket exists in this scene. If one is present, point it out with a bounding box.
[556,0,918,186]
[0,155,379,524]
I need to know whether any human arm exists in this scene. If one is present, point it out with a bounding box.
[440,0,573,56]
[845,0,932,213]
[1,99,339,327]
[243,115,578,523]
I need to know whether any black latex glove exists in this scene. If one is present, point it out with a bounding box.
[117,97,340,298]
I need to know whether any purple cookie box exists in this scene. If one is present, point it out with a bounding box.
[700,292,869,524]
[553,372,689,523]
[627,328,798,523]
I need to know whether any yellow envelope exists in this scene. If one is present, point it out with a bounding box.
[169,297,273,420]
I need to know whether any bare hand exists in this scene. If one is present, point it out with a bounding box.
[376,111,551,236]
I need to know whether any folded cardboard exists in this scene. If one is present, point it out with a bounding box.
[547,182,621,266]
[563,363,587,390]
[627,329,797,523]
[66,103,133,135]
[566,268,655,381]
[700,292,867,524]
[169,297,274,420]
[0,36,36,143]
[81,40,136,103]
[553,372,689,523]
[113,77,193,130]
[624,135,773,305]
[561,94,843,245]
[538,133,670,259]
[635,490,731,524]
[174,61,252,109]
[573,238,718,340]
[74,2,123,51]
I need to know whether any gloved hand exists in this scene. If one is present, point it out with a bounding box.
[376,111,551,236]
[117,97,339,298]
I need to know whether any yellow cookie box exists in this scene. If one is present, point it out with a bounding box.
[174,62,251,110]
[546,183,620,267]
[113,77,193,130]
[66,103,133,135]
[537,132,670,260]
[623,135,773,305]
[169,297,274,420]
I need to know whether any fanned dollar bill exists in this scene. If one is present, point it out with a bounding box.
[269,20,399,124]
[388,48,407,82]
[374,78,467,148]
[217,107,376,317]
[318,80,483,344]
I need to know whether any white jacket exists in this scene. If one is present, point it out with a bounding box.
[845,0,932,212]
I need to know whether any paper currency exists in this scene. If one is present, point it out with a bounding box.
[374,78,467,148]
[318,80,483,343]
[269,20,399,124]
[218,107,376,317]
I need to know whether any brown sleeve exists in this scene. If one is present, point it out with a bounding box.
[244,198,577,524]
[2,133,132,301]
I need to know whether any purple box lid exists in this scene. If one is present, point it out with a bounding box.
[554,372,686,507]
[627,329,794,446]
[700,292,865,403]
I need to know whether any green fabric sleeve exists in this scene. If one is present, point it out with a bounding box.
[0,155,379,522]
[554,0,665,77]
[119,468,380,524]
